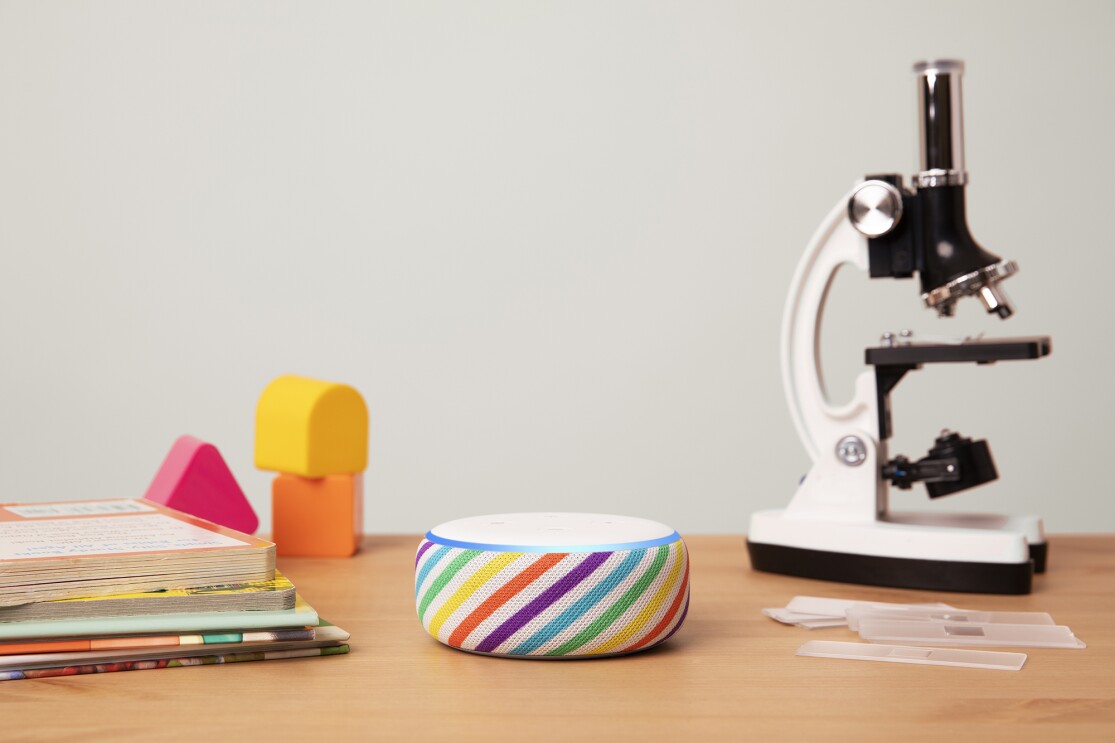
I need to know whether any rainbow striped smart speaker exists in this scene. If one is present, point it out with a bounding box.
[415,513,690,658]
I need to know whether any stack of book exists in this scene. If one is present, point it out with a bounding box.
[0,498,350,681]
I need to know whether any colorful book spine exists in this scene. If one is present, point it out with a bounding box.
[0,594,319,640]
[0,628,315,656]
[0,645,349,681]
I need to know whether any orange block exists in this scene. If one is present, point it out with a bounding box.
[272,473,363,557]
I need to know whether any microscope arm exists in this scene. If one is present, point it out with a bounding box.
[781,188,881,465]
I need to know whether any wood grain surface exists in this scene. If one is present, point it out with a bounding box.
[3,535,1113,742]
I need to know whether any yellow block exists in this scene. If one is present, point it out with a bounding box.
[255,375,368,477]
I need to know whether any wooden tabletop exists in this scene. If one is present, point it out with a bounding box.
[4,535,1114,741]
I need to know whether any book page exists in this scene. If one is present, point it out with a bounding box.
[0,514,250,560]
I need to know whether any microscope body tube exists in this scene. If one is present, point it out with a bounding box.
[907,60,1016,318]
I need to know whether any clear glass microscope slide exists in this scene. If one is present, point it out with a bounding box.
[797,641,1026,671]
[857,620,1085,649]
[785,596,957,617]
[762,608,848,629]
[845,606,1055,631]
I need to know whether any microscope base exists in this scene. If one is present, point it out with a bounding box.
[747,510,1044,594]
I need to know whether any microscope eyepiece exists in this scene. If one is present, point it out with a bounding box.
[914,59,967,188]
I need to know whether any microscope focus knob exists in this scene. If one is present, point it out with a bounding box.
[849,180,904,237]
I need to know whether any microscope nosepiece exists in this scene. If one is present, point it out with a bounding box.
[923,259,1018,318]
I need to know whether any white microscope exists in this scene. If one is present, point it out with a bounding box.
[747,60,1051,594]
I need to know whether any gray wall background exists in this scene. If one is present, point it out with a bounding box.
[1,1,1112,535]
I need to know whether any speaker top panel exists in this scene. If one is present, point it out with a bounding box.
[425,512,680,552]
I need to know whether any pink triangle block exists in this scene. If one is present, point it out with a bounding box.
[143,435,259,534]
